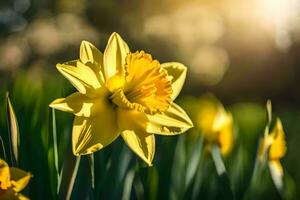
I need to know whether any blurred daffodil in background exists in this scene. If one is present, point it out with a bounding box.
[0,159,32,200]
[50,32,193,166]
[177,95,235,198]
[196,95,234,156]
[268,119,286,189]
[258,101,287,191]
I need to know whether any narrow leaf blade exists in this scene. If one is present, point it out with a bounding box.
[185,136,203,189]
[89,154,95,189]
[122,168,135,200]
[211,144,235,199]
[48,108,60,196]
[0,136,7,160]
[6,94,20,165]
[58,151,81,199]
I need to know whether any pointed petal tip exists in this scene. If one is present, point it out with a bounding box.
[111,32,119,37]
[81,40,89,44]
[141,157,153,167]
[189,122,194,129]
[72,149,81,157]
[109,32,124,41]
[147,161,153,167]
[49,98,64,107]
[80,40,94,48]
[56,63,63,70]
[72,147,99,157]
[49,99,57,107]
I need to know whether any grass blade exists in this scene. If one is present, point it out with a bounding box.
[58,151,81,199]
[211,144,235,199]
[185,136,203,189]
[52,109,59,181]
[89,154,95,189]
[48,108,60,195]
[169,136,186,200]
[211,145,226,176]
[0,136,7,160]
[6,94,19,165]
[148,167,158,200]
[269,161,283,192]
[133,175,144,200]
[122,167,135,200]
[191,151,206,200]
[266,100,272,126]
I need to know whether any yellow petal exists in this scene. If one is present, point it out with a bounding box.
[258,133,273,161]
[117,108,149,131]
[217,112,234,156]
[16,193,30,200]
[269,118,286,160]
[57,60,104,97]
[72,101,118,155]
[211,107,234,155]
[103,32,130,80]
[10,168,31,192]
[161,62,187,100]
[196,96,219,139]
[269,160,284,189]
[117,109,155,166]
[49,92,107,117]
[0,190,29,200]
[121,131,155,167]
[0,159,11,190]
[146,103,193,135]
[0,187,18,200]
[80,40,103,65]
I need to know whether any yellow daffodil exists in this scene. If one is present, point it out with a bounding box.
[196,96,234,156]
[259,118,286,189]
[0,159,32,200]
[50,32,193,166]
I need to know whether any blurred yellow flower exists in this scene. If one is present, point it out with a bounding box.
[196,96,234,156]
[259,118,287,188]
[50,32,193,166]
[0,159,32,200]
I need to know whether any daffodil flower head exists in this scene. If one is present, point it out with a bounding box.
[50,32,193,166]
[0,159,32,200]
[258,101,287,162]
[259,118,287,188]
[268,119,286,161]
[258,99,287,190]
[196,95,234,156]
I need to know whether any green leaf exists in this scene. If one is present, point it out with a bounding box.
[211,144,235,199]
[122,167,135,200]
[6,93,20,165]
[0,136,7,160]
[133,174,144,200]
[269,162,283,192]
[89,154,95,189]
[58,153,81,199]
[191,144,206,199]
[169,136,186,200]
[48,108,60,196]
[266,100,272,127]
[115,145,132,187]
[185,136,203,189]
[148,167,158,200]
[51,109,59,178]
[211,145,226,176]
